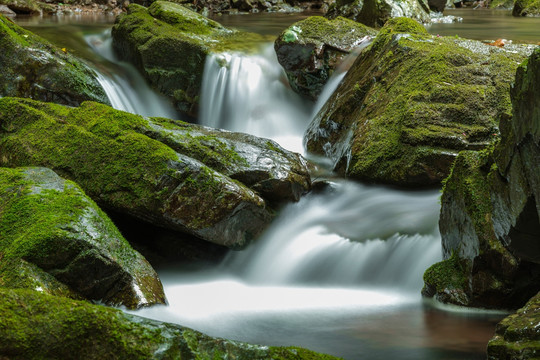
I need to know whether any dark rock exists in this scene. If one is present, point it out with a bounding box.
[274,16,377,100]
[0,287,342,360]
[304,17,534,187]
[512,0,540,16]
[0,15,109,106]
[427,0,446,11]
[0,98,311,249]
[326,0,431,28]
[0,167,165,309]
[423,47,540,309]
[487,291,540,359]
[111,1,270,117]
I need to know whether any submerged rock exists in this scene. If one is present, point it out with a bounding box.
[111,1,269,116]
[0,288,341,360]
[325,0,431,28]
[0,98,311,249]
[0,167,165,309]
[0,15,108,106]
[513,0,540,16]
[487,292,540,359]
[304,17,534,187]
[422,47,540,309]
[274,16,377,100]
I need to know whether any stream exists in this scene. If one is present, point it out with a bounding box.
[15,10,540,359]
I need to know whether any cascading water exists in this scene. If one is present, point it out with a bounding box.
[85,30,179,119]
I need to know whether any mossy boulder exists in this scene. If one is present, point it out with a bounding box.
[0,97,311,248]
[513,0,540,16]
[0,0,40,14]
[0,15,108,106]
[304,17,534,187]
[111,1,269,117]
[422,47,540,309]
[0,287,342,360]
[326,0,431,28]
[274,16,377,101]
[0,167,165,309]
[487,292,540,360]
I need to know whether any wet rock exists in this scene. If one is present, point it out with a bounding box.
[0,4,16,15]
[423,47,540,309]
[326,0,431,28]
[0,167,166,309]
[111,1,269,117]
[512,0,540,16]
[0,287,341,360]
[0,0,41,14]
[427,0,446,11]
[304,17,534,187]
[0,98,311,249]
[274,16,377,100]
[487,292,540,359]
[0,15,109,106]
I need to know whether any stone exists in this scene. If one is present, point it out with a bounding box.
[0,287,342,360]
[325,0,431,28]
[0,98,311,249]
[422,47,540,309]
[274,16,377,100]
[0,167,166,309]
[487,292,540,359]
[111,1,270,117]
[0,4,16,15]
[0,15,109,106]
[513,0,540,16]
[304,17,534,187]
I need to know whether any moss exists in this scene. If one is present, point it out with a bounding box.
[423,252,469,294]
[305,17,528,186]
[513,0,540,16]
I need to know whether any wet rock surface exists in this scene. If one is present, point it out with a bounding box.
[111,1,269,116]
[274,15,377,100]
[304,17,534,187]
[0,167,166,309]
[0,98,311,249]
[0,15,109,106]
[423,47,540,310]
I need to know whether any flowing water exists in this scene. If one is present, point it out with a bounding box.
[16,11,540,359]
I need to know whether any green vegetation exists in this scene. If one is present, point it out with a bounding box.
[423,252,469,295]
[513,0,540,16]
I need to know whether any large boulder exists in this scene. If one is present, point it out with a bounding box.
[0,98,311,249]
[0,287,341,360]
[513,0,540,16]
[487,292,540,360]
[0,167,165,309]
[325,0,431,28]
[274,16,377,100]
[304,18,534,187]
[111,1,269,116]
[0,15,108,106]
[422,47,540,309]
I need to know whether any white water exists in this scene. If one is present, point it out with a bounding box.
[85,30,179,119]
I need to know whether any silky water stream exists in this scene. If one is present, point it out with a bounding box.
[16,14,532,359]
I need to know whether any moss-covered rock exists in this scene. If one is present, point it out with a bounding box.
[0,287,342,360]
[487,292,540,360]
[0,0,40,14]
[111,1,270,116]
[274,16,377,100]
[326,0,431,28]
[423,47,540,309]
[304,17,534,187]
[0,97,310,248]
[513,0,540,16]
[0,15,108,106]
[0,167,165,309]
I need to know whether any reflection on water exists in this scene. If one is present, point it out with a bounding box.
[427,9,540,43]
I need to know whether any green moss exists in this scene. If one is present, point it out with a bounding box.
[513,0,540,15]
[423,252,469,294]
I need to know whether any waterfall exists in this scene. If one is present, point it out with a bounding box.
[85,30,179,119]
[224,180,442,292]
[199,45,312,154]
